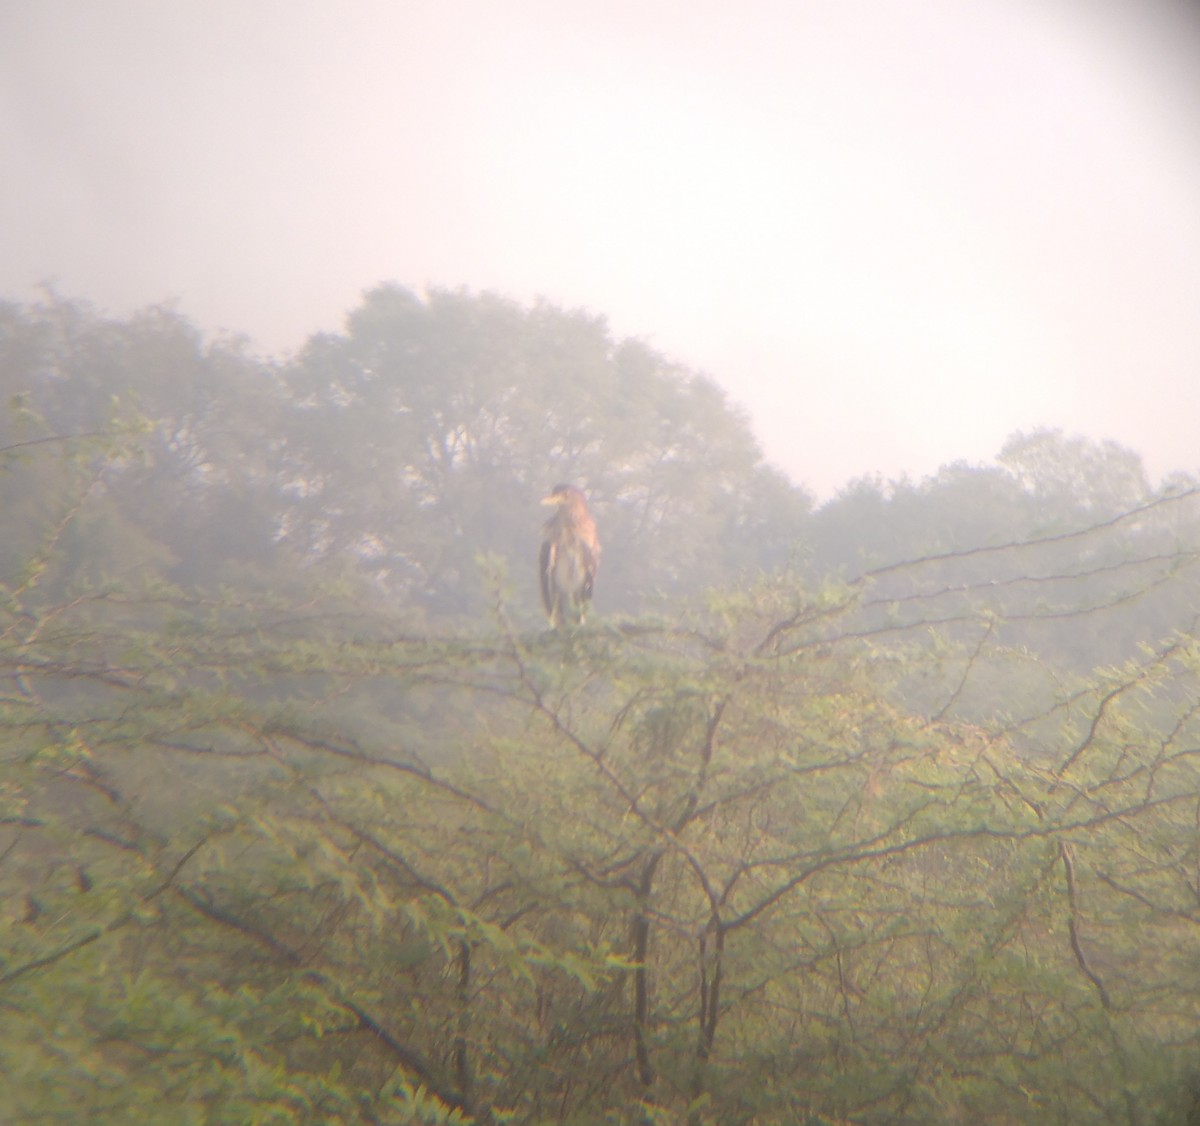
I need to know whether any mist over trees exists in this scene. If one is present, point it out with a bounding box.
[5,286,1200,1123]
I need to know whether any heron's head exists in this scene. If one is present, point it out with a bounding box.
[541,484,583,508]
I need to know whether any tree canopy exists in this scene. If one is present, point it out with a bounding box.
[4,287,1200,1123]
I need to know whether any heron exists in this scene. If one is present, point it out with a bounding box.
[539,484,600,628]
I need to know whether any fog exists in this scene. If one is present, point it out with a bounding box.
[3,0,1199,497]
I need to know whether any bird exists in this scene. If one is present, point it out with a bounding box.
[539,484,600,628]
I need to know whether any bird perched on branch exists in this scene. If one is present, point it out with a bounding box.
[539,484,600,628]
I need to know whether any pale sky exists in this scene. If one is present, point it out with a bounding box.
[2,0,1199,498]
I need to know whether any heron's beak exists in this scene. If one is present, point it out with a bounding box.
[540,494,562,506]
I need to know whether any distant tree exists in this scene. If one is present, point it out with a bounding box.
[278,284,812,617]
[0,293,288,591]
[3,287,814,623]
[998,427,1151,524]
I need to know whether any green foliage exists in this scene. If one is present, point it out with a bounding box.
[5,529,1200,1122]
[8,291,1200,1122]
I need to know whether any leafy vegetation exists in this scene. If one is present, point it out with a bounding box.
[4,288,1200,1122]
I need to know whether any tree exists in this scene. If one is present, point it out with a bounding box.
[278,284,811,617]
[998,427,1151,525]
[0,292,288,592]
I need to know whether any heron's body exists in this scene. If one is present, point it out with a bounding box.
[539,485,599,628]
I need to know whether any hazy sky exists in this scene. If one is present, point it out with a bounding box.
[3,0,1199,497]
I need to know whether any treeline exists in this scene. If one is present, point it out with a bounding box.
[4,288,1200,1123]
[2,287,807,618]
[2,285,1187,632]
